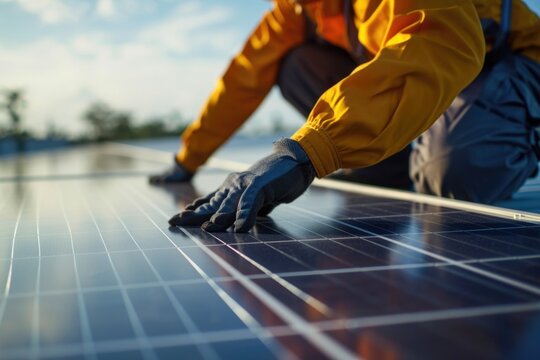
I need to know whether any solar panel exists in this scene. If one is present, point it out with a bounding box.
[1,145,539,359]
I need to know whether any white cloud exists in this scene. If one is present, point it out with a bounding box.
[0,39,228,135]
[139,2,239,55]
[0,1,301,137]
[0,0,159,23]
[0,0,87,24]
[96,0,115,18]
[71,34,108,55]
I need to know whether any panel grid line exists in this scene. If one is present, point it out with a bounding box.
[259,221,498,311]
[59,187,97,360]
[407,232,515,259]
[294,239,354,266]
[292,205,540,296]
[117,187,298,360]
[201,230,333,316]
[4,252,540,301]
[31,185,42,359]
[80,188,158,360]
[436,229,540,253]
[129,186,359,360]
[238,236,382,308]
[2,194,25,297]
[99,189,221,360]
[2,223,539,261]
[278,219,412,261]
[333,210,464,221]
[3,300,540,359]
[0,192,26,332]
[3,146,540,359]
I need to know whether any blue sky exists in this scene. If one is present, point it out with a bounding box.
[0,0,295,136]
[0,0,539,136]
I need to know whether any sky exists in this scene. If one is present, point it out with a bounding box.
[0,0,539,137]
[0,0,300,136]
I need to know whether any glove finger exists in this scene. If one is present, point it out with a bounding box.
[169,211,206,226]
[148,174,163,184]
[169,189,227,226]
[184,191,217,211]
[257,203,277,217]
[202,189,242,232]
[234,188,265,233]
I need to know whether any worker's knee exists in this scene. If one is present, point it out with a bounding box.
[411,145,538,204]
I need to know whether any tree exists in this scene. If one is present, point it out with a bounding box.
[82,102,134,140]
[81,101,188,141]
[1,89,26,151]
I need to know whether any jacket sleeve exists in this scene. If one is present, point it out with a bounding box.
[177,0,305,172]
[291,0,486,177]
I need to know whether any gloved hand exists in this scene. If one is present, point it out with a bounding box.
[149,156,193,184]
[168,138,316,232]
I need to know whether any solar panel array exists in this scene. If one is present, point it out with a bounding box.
[0,146,539,359]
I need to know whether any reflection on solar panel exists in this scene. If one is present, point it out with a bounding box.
[1,145,540,359]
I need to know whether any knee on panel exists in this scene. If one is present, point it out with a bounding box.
[412,145,537,204]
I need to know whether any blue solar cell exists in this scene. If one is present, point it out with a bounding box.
[109,251,159,285]
[210,338,278,360]
[39,233,73,257]
[97,351,145,360]
[170,282,248,332]
[39,256,77,292]
[39,294,83,346]
[71,233,107,254]
[143,248,207,282]
[13,235,39,258]
[100,231,140,252]
[153,346,203,360]
[127,286,189,337]
[229,243,312,273]
[9,258,38,295]
[84,290,135,341]
[0,297,34,349]
[77,253,119,289]
[130,229,176,250]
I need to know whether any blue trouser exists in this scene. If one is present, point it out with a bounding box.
[277,41,540,203]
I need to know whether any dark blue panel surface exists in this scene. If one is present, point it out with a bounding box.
[475,258,540,287]
[324,308,540,360]
[0,146,539,359]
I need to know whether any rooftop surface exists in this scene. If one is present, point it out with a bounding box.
[0,141,539,359]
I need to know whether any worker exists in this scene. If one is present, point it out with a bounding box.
[151,0,540,232]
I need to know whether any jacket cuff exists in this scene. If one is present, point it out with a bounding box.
[175,148,203,174]
[291,125,341,177]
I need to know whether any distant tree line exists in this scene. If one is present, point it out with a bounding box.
[1,89,291,151]
[0,89,188,146]
[81,101,186,142]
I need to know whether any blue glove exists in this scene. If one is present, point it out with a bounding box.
[168,138,316,232]
[149,155,193,184]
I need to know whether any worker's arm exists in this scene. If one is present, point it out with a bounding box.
[169,0,486,233]
[177,0,306,173]
[291,0,486,177]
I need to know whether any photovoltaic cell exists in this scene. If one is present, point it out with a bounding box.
[0,145,539,359]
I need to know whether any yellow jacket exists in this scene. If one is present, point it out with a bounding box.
[177,0,540,177]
